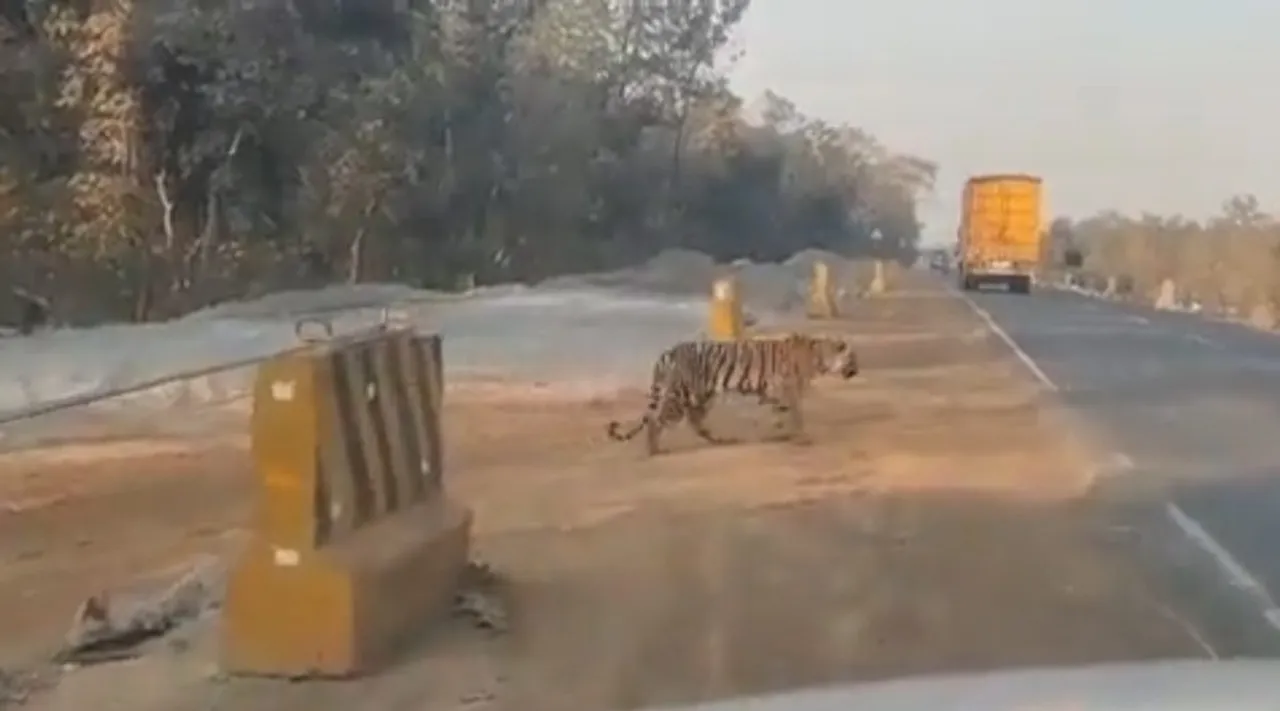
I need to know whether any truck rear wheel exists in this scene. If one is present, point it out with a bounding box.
[1009,276,1031,294]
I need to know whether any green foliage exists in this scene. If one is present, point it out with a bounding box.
[0,0,935,323]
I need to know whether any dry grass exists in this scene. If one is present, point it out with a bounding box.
[1068,222,1280,318]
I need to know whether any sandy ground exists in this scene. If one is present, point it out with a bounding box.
[0,274,1206,711]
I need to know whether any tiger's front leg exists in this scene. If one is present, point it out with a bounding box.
[770,385,811,446]
[785,400,810,445]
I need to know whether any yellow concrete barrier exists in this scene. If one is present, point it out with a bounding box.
[221,326,472,678]
[806,261,838,318]
[708,276,743,339]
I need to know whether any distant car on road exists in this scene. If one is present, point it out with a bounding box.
[928,251,951,274]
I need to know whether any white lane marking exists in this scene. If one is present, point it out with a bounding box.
[1147,597,1220,661]
[955,290,1236,658]
[1185,333,1225,351]
[1123,314,1151,326]
[961,297,1058,392]
[1093,452,1135,480]
[1165,503,1280,633]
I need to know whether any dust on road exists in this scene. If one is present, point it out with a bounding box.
[2,274,1206,711]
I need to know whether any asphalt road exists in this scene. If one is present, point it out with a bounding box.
[964,283,1280,655]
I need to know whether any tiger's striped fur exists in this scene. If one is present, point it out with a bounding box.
[606,333,859,455]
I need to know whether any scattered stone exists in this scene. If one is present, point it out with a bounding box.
[57,557,225,666]
[0,667,56,709]
[453,560,509,633]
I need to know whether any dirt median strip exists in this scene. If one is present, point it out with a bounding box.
[8,275,1209,711]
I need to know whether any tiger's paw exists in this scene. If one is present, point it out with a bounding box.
[762,428,790,443]
[702,436,742,448]
[764,429,810,445]
[787,433,813,447]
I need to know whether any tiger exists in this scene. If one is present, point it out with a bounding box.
[606,333,859,455]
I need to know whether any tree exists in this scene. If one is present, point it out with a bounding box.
[0,0,937,324]
[1065,194,1280,313]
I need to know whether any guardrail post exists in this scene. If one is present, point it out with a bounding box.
[868,260,886,295]
[1154,279,1176,310]
[221,328,471,678]
[1250,302,1277,331]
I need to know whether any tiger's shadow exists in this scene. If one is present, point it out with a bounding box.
[651,391,892,454]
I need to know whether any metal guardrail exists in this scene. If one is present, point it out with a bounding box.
[0,306,411,427]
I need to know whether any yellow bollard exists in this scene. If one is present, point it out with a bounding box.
[708,277,743,340]
[806,261,838,319]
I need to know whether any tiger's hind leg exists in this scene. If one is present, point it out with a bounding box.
[644,397,683,456]
[644,415,662,456]
[686,397,736,446]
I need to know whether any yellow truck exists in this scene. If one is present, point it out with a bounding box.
[957,173,1043,294]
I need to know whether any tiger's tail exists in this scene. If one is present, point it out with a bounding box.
[606,351,673,442]
[606,418,648,441]
[606,385,660,442]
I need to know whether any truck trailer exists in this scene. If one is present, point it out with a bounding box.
[957,174,1043,294]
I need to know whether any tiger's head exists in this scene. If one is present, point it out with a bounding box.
[800,335,859,379]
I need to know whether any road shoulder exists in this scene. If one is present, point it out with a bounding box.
[8,275,1209,711]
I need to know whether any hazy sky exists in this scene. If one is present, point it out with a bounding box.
[727,0,1280,245]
